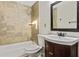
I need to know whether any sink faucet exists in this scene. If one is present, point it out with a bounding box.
[57,32,66,37]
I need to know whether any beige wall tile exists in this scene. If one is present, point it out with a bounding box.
[0,2,31,45]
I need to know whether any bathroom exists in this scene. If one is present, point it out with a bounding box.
[0,0,79,57]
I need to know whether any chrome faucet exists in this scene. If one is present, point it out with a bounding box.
[57,32,66,37]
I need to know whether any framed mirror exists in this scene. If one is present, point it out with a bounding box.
[51,1,79,32]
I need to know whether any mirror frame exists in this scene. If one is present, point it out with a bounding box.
[51,1,79,32]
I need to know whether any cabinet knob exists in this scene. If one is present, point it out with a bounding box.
[49,52,54,55]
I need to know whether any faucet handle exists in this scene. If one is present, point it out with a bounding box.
[57,32,66,37]
[57,32,62,36]
[63,33,66,36]
[61,32,66,37]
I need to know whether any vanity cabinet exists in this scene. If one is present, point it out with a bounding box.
[45,40,78,57]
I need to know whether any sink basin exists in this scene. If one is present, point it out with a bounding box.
[38,34,79,45]
[48,35,77,42]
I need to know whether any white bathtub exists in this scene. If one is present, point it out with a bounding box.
[0,41,35,57]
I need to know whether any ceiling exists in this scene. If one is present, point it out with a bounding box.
[16,1,36,7]
[16,1,56,7]
[49,1,56,4]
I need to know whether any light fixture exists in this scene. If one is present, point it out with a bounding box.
[29,20,37,29]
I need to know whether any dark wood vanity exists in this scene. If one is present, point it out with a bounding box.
[45,40,78,57]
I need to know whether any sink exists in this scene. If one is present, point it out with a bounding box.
[48,35,77,42]
[38,34,79,45]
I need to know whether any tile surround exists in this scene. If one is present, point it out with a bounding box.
[0,2,31,45]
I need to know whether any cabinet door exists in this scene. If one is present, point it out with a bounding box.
[45,40,55,57]
[54,44,70,57]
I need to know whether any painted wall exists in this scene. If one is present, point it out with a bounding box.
[39,1,50,34]
[38,1,50,47]
[0,2,31,45]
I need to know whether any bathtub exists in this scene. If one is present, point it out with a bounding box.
[0,41,39,57]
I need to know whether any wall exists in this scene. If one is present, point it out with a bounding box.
[0,2,31,45]
[31,2,39,43]
[39,1,50,34]
[38,1,50,47]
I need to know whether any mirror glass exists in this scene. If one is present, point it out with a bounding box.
[51,1,77,30]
